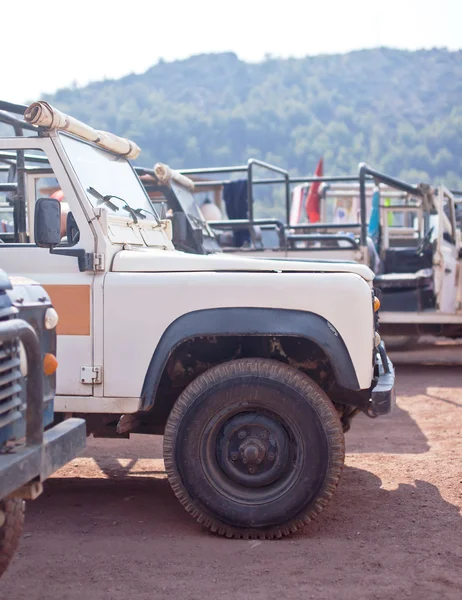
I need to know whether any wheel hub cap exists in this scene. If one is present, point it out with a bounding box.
[218,412,290,487]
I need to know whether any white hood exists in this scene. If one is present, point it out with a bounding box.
[111,248,374,281]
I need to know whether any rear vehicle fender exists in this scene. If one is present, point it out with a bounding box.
[140,308,360,412]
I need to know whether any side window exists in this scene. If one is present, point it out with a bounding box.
[0,149,79,246]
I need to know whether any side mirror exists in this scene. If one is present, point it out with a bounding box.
[34,197,61,248]
[172,211,188,249]
[172,211,204,252]
[192,228,204,247]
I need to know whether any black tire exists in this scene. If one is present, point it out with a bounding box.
[163,358,345,539]
[0,498,25,577]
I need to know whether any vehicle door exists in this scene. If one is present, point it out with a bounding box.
[434,187,461,314]
[0,137,96,396]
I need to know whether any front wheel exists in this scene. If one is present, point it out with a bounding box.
[163,358,345,539]
[0,498,25,577]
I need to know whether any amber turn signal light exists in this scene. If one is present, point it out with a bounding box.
[373,296,380,312]
[43,353,58,376]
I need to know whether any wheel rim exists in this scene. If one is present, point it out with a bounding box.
[200,407,303,505]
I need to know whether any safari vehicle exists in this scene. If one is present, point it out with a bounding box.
[153,161,462,343]
[0,100,394,539]
[0,268,85,576]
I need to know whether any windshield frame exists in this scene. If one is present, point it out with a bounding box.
[146,180,222,254]
[58,131,160,221]
[169,181,217,240]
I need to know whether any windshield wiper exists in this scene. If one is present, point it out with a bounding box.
[87,187,141,223]
[134,207,158,220]
[87,187,119,211]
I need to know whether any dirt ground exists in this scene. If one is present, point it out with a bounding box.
[1,345,461,600]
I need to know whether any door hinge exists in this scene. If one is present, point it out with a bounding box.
[80,366,102,385]
[93,253,105,271]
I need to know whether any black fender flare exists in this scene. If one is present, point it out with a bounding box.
[140,308,361,412]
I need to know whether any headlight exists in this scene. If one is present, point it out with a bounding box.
[44,307,59,330]
[19,341,28,377]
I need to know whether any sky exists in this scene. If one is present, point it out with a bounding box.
[3,0,462,103]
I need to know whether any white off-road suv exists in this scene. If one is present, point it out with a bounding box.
[0,100,394,539]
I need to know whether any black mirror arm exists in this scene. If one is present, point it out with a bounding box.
[50,248,94,272]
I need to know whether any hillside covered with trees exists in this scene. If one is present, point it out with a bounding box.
[45,48,462,190]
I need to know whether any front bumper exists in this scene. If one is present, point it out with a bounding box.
[0,418,86,499]
[370,343,396,416]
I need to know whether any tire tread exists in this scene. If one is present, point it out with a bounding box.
[164,358,345,539]
[0,498,25,577]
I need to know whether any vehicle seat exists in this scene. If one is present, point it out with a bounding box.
[383,246,433,274]
[374,268,433,290]
[374,268,435,312]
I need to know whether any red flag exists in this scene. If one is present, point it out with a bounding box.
[305,158,323,223]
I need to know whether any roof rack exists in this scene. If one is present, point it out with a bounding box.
[0,100,141,160]
[149,159,434,247]
[0,101,28,115]
[0,151,49,164]
[0,101,39,135]
[175,160,371,240]
[0,102,42,242]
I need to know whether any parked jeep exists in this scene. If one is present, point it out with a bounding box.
[0,269,85,576]
[149,160,462,343]
[0,100,394,539]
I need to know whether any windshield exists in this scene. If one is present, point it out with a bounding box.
[171,181,215,238]
[59,133,158,221]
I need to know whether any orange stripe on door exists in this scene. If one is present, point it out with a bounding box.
[43,285,91,336]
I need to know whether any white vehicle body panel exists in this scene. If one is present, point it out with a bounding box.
[103,270,374,398]
[111,247,374,280]
[55,395,140,413]
[4,248,95,396]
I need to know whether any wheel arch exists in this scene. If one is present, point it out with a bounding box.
[139,308,360,414]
